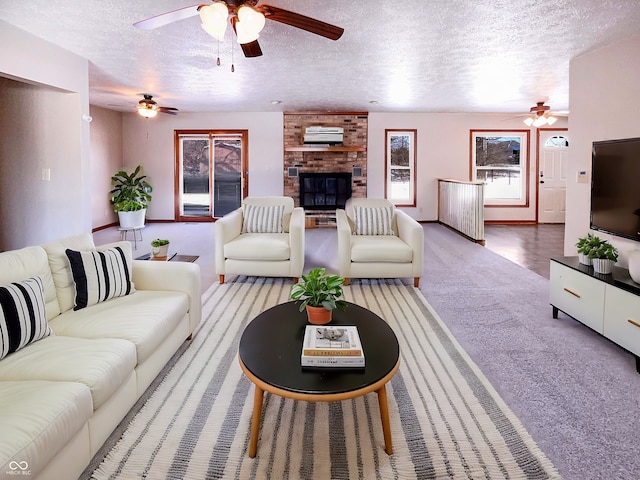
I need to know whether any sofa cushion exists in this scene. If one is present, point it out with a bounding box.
[42,233,97,314]
[224,233,291,261]
[0,336,136,410]
[354,205,394,235]
[242,203,285,233]
[0,246,61,320]
[65,246,135,310]
[0,276,52,360]
[49,290,189,364]
[351,235,414,263]
[0,380,92,479]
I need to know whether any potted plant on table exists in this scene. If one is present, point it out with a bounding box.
[151,238,170,260]
[575,233,601,265]
[588,238,618,274]
[290,267,348,325]
[110,165,152,229]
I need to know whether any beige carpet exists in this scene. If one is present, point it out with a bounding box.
[86,277,560,479]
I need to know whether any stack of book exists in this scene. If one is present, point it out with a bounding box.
[301,325,364,368]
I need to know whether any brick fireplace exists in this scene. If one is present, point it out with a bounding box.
[283,112,368,215]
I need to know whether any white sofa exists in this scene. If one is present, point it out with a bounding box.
[215,196,305,283]
[336,198,424,287]
[0,233,201,480]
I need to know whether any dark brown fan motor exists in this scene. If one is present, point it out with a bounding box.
[134,0,344,58]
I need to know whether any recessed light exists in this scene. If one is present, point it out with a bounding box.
[271,100,281,105]
[369,100,379,104]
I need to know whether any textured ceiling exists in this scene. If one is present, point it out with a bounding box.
[1,0,640,115]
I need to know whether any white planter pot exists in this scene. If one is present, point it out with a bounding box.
[578,253,592,266]
[629,250,640,284]
[152,244,170,258]
[592,258,614,275]
[118,209,146,229]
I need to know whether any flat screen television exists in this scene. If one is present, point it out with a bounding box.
[590,137,640,241]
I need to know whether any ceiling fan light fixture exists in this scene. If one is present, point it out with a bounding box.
[546,115,558,126]
[523,117,534,127]
[532,115,547,127]
[235,6,265,44]
[137,106,158,118]
[200,2,229,41]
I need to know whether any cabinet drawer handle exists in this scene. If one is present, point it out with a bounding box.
[628,319,640,329]
[563,287,581,298]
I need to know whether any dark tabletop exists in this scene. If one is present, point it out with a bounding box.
[238,301,400,395]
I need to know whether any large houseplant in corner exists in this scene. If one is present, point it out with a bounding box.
[111,165,152,228]
[290,268,347,325]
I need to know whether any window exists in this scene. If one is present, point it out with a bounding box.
[545,135,569,148]
[470,130,530,207]
[385,129,416,206]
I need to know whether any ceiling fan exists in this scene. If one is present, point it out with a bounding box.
[521,102,566,127]
[134,1,344,58]
[137,94,179,118]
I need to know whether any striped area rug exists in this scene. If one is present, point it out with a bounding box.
[88,278,560,480]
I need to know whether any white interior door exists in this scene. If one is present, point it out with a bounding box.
[538,131,569,223]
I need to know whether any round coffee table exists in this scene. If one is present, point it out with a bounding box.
[238,301,400,458]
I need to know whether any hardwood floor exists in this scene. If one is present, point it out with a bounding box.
[93,222,565,294]
[483,224,565,279]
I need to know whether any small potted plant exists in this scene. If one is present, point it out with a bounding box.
[576,233,601,265]
[151,238,170,260]
[588,238,618,274]
[290,267,348,325]
[110,165,152,228]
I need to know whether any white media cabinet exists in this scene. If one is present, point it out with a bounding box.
[550,257,640,373]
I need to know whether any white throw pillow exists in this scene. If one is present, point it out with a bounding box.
[242,204,285,233]
[65,246,135,310]
[354,206,394,235]
[0,276,52,360]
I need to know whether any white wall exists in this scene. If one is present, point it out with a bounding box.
[368,112,568,221]
[0,21,90,250]
[113,110,567,223]
[567,33,640,266]
[121,111,283,220]
[94,107,573,227]
[90,106,123,228]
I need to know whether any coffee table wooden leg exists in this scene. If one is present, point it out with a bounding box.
[377,384,393,454]
[248,385,264,458]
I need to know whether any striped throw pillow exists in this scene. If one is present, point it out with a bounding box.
[242,204,285,233]
[0,276,51,360]
[354,206,394,235]
[65,246,135,310]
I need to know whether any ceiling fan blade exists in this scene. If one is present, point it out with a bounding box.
[134,4,201,30]
[256,5,344,40]
[240,39,263,58]
[158,107,179,115]
[229,17,264,57]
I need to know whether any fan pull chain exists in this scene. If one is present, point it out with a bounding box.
[216,40,221,66]
[231,39,235,72]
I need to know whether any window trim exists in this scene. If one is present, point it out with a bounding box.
[469,129,530,208]
[384,129,417,207]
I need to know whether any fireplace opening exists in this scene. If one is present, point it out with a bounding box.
[299,172,352,210]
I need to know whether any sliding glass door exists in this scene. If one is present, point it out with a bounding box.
[175,130,248,221]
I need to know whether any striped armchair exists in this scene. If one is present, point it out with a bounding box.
[336,198,424,287]
[215,196,305,284]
